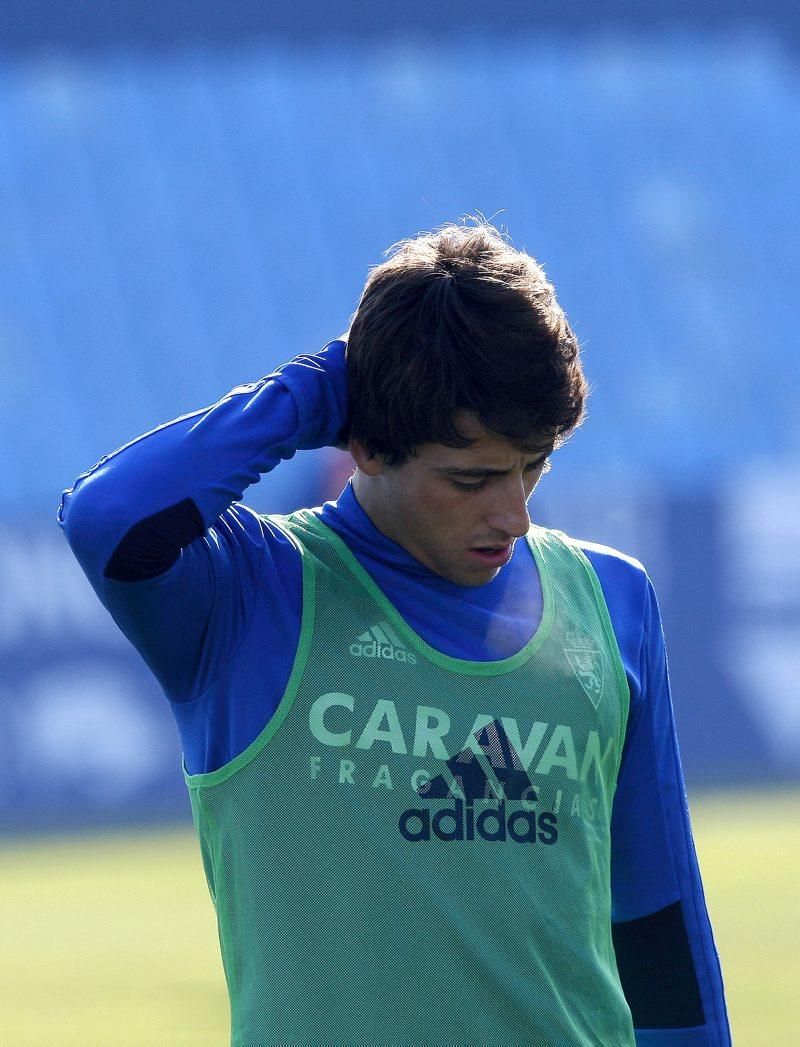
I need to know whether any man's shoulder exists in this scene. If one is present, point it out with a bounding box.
[534,530,656,670]
[259,505,354,572]
[535,525,645,575]
[535,526,651,609]
[576,537,647,578]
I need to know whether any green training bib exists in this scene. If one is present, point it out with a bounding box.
[186,511,634,1046]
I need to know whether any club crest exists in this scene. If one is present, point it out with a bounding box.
[565,645,605,708]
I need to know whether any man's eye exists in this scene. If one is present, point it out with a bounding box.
[451,479,486,493]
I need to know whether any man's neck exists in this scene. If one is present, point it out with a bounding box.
[350,469,397,548]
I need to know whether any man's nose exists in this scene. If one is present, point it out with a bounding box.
[485,482,531,538]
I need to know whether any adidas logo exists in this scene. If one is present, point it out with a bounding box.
[399,719,559,845]
[349,622,418,665]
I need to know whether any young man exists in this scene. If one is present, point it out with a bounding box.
[59,223,730,1045]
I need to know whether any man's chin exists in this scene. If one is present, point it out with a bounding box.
[441,560,504,588]
[462,570,501,588]
[418,546,512,587]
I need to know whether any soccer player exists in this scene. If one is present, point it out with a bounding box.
[59,222,730,1045]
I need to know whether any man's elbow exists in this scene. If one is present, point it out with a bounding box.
[57,467,122,577]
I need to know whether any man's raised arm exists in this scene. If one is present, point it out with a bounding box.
[57,339,348,700]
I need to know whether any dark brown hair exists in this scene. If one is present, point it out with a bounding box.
[345,220,587,465]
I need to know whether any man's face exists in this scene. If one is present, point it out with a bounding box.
[353,413,552,587]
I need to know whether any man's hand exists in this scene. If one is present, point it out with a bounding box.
[270,338,349,453]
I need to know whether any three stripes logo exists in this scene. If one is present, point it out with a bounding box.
[349,622,418,666]
[399,719,558,845]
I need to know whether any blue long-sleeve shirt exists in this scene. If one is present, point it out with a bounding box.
[59,339,730,1045]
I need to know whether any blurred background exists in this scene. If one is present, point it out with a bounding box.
[1,1,798,1043]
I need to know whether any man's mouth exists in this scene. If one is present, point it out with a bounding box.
[467,543,513,567]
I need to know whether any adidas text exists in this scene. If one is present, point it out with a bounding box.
[399,798,558,845]
[349,640,418,665]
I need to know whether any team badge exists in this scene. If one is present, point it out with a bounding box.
[564,631,605,708]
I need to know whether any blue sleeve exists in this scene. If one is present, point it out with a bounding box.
[584,547,731,1046]
[58,340,348,590]
[57,339,347,717]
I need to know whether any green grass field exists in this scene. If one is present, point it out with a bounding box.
[1,789,798,1046]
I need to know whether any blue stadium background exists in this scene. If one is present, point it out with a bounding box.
[2,2,798,833]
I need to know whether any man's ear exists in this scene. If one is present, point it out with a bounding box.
[349,438,385,477]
